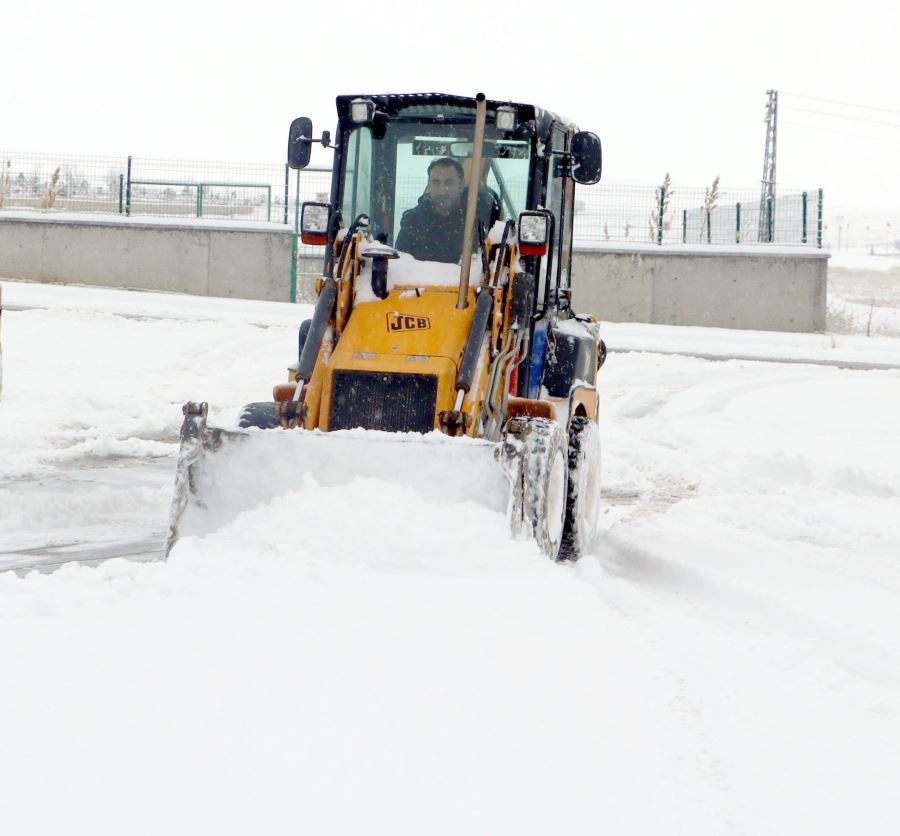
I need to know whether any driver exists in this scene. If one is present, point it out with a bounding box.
[396,157,499,263]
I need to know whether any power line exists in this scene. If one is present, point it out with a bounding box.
[782,104,900,129]
[781,91,900,117]
[780,120,900,144]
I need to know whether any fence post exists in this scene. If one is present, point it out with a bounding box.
[125,156,132,217]
[766,197,773,243]
[706,209,712,244]
[802,191,808,244]
[817,188,824,249]
[736,202,741,243]
[682,209,687,243]
[290,169,300,303]
[657,185,665,245]
[283,164,289,225]
[118,174,124,214]
[196,184,203,218]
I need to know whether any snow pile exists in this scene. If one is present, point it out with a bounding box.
[172,428,513,545]
[0,282,306,570]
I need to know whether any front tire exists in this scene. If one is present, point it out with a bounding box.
[238,402,280,429]
[516,418,568,560]
[559,416,601,561]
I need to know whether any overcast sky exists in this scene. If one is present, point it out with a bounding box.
[4,0,898,214]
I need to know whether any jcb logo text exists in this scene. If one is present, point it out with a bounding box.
[387,314,431,332]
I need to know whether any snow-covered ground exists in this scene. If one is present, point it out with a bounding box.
[2,262,900,835]
[828,249,900,337]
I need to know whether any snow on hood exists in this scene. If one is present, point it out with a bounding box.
[354,251,483,303]
[353,221,511,304]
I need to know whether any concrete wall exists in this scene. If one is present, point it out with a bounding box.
[1,215,829,331]
[0,215,295,302]
[571,246,829,332]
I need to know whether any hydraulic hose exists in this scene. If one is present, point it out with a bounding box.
[295,277,338,391]
[455,289,493,394]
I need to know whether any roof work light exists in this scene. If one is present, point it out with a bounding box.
[496,106,517,132]
[350,98,376,124]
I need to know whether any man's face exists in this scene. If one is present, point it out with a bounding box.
[426,164,464,215]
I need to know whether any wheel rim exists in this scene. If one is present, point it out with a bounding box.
[546,446,567,547]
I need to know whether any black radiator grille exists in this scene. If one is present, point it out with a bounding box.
[329,370,438,433]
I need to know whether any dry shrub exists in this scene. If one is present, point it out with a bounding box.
[702,175,720,242]
[0,160,11,209]
[40,167,61,210]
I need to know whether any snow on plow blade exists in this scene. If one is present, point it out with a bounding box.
[166,403,514,556]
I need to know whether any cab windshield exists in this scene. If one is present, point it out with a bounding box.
[340,108,531,265]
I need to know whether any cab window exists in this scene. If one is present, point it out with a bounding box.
[341,127,373,222]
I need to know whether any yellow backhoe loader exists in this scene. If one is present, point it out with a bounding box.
[167,92,606,560]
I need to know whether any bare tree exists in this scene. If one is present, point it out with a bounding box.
[40,168,61,210]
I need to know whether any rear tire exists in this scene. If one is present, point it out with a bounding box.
[559,416,601,561]
[238,402,280,429]
[516,418,568,560]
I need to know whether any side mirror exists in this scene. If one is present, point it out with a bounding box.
[300,201,331,246]
[288,117,313,170]
[517,211,551,257]
[571,131,602,185]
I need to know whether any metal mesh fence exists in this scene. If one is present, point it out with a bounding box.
[289,167,332,274]
[1,151,823,248]
[0,152,127,215]
[0,152,315,223]
[575,182,823,246]
[127,157,292,223]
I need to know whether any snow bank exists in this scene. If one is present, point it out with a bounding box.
[2,278,900,834]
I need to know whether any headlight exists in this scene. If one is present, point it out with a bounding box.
[301,202,331,245]
[518,211,551,257]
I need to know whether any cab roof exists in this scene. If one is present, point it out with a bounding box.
[334,93,577,139]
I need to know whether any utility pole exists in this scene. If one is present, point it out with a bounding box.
[758,89,778,243]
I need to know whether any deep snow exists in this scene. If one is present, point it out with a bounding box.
[1,268,900,835]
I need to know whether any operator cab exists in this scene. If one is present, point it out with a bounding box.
[288,94,600,308]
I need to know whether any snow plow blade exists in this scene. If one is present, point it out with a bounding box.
[166,402,515,556]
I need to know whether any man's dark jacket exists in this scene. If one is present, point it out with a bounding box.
[395,189,500,263]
